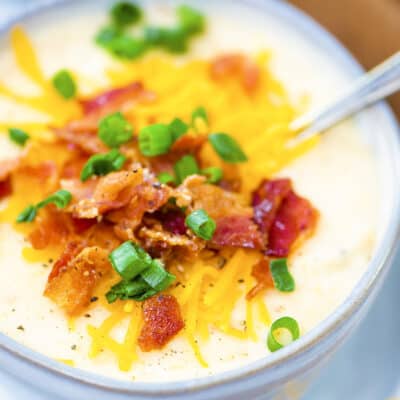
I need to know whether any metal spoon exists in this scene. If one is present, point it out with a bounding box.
[290,51,400,144]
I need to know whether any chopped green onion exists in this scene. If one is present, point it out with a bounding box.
[8,128,30,146]
[157,172,176,185]
[36,189,72,210]
[139,123,173,156]
[111,2,142,27]
[141,259,176,291]
[270,258,295,292]
[109,34,148,59]
[185,209,216,240]
[16,205,37,223]
[191,106,208,130]
[144,26,188,53]
[201,167,223,184]
[106,278,150,303]
[16,190,72,223]
[169,118,189,141]
[177,5,205,35]
[174,155,199,184]
[95,26,122,47]
[52,69,77,99]
[80,149,126,181]
[208,132,248,163]
[98,112,133,148]
[109,241,152,281]
[267,316,300,352]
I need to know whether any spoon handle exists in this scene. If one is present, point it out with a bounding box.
[290,51,400,142]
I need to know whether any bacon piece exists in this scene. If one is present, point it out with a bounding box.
[211,54,260,93]
[28,208,74,250]
[54,128,107,155]
[80,81,152,115]
[69,169,143,219]
[19,161,57,184]
[252,178,292,241]
[180,175,251,219]
[61,155,89,179]
[139,224,204,260]
[108,180,170,241]
[170,134,207,154]
[156,210,187,235]
[0,158,19,181]
[138,295,184,351]
[47,241,84,281]
[267,191,318,257]
[211,215,263,250]
[72,217,97,234]
[61,178,97,202]
[44,246,111,315]
[0,177,12,199]
[246,257,274,300]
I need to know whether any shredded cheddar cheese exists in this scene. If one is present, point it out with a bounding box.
[0,27,318,370]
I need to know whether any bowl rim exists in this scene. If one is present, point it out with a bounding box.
[0,0,400,396]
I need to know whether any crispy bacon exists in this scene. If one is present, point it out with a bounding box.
[19,161,57,184]
[44,246,111,315]
[108,180,170,241]
[211,215,263,250]
[0,158,19,181]
[170,134,207,155]
[181,175,252,219]
[80,81,153,115]
[246,257,274,300]
[0,177,12,199]
[69,168,143,219]
[28,208,74,250]
[267,190,318,257]
[156,209,187,235]
[138,295,184,351]
[211,54,260,93]
[54,128,107,155]
[139,224,204,260]
[252,178,292,241]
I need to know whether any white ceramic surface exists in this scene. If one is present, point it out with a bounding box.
[0,1,399,399]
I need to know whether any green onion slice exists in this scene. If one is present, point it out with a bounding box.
[191,106,208,131]
[141,259,176,291]
[52,69,77,99]
[95,26,122,47]
[144,26,188,53]
[185,209,216,240]
[8,128,30,146]
[174,155,199,184]
[36,189,72,210]
[169,118,189,141]
[270,258,295,292]
[177,5,205,35]
[139,123,173,156]
[109,34,148,60]
[16,190,72,223]
[157,172,176,185]
[267,316,300,352]
[106,278,150,303]
[16,205,37,223]
[109,241,152,281]
[80,149,126,181]
[98,112,133,148]
[201,167,223,184]
[111,1,142,27]
[209,132,248,163]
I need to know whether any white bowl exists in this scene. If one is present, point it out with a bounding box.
[0,1,399,399]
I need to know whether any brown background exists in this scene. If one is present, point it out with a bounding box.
[289,0,400,120]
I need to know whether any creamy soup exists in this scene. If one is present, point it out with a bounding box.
[0,0,377,382]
